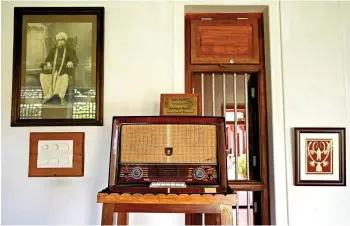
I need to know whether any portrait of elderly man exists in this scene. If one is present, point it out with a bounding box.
[40,31,79,105]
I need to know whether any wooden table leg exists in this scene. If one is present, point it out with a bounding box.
[101,203,115,225]
[219,205,233,225]
[205,214,221,225]
[117,213,129,225]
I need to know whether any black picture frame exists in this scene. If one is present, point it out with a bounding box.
[11,7,104,126]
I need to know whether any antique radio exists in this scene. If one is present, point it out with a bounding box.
[107,116,229,194]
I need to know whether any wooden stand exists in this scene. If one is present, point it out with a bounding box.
[97,192,237,225]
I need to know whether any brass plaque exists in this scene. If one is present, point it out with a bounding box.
[160,94,201,116]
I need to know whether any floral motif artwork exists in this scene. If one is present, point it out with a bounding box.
[294,128,346,186]
[306,139,333,174]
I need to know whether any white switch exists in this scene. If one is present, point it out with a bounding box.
[37,140,74,168]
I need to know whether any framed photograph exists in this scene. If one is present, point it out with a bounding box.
[294,127,346,186]
[28,132,85,177]
[11,7,104,126]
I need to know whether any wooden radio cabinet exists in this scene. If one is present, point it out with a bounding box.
[107,116,231,194]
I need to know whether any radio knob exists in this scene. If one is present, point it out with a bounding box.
[193,167,206,180]
[208,174,213,180]
[131,167,143,179]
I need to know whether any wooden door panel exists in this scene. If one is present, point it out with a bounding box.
[191,18,260,65]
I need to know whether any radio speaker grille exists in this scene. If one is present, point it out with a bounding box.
[120,124,217,164]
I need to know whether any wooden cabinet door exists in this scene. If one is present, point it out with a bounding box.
[190,16,260,65]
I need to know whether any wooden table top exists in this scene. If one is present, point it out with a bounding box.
[97,192,237,205]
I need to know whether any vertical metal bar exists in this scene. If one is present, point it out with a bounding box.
[234,72,238,180]
[244,73,251,225]
[233,72,239,225]
[201,73,205,116]
[222,73,226,118]
[212,73,215,116]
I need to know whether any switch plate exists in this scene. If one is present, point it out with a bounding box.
[37,140,73,168]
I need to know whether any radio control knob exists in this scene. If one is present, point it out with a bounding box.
[208,174,213,180]
[131,167,143,179]
[193,167,206,180]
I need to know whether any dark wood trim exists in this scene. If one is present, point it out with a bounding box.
[229,181,265,191]
[205,213,221,225]
[185,12,270,224]
[12,7,105,15]
[185,214,192,225]
[185,213,203,225]
[257,16,271,225]
[189,62,262,73]
[258,13,269,188]
[261,189,270,225]
[11,7,104,127]
[185,14,192,94]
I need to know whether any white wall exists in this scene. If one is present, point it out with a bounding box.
[280,1,350,225]
[1,0,349,225]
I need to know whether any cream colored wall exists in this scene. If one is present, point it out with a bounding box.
[1,1,349,225]
[280,1,350,225]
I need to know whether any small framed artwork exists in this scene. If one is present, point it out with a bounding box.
[160,93,202,116]
[294,127,346,186]
[11,7,104,126]
[28,132,84,177]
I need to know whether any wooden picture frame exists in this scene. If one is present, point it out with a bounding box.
[11,7,104,126]
[294,127,346,186]
[28,132,85,177]
[160,93,201,116]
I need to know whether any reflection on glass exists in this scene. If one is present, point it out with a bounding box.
[19,88,96,119]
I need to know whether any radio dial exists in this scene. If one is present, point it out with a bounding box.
[193,167,206,180]
[131,167,143,179]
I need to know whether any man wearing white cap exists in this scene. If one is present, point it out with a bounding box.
[40,31,79,105]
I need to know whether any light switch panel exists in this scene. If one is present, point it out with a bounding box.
[37,140,74,168]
